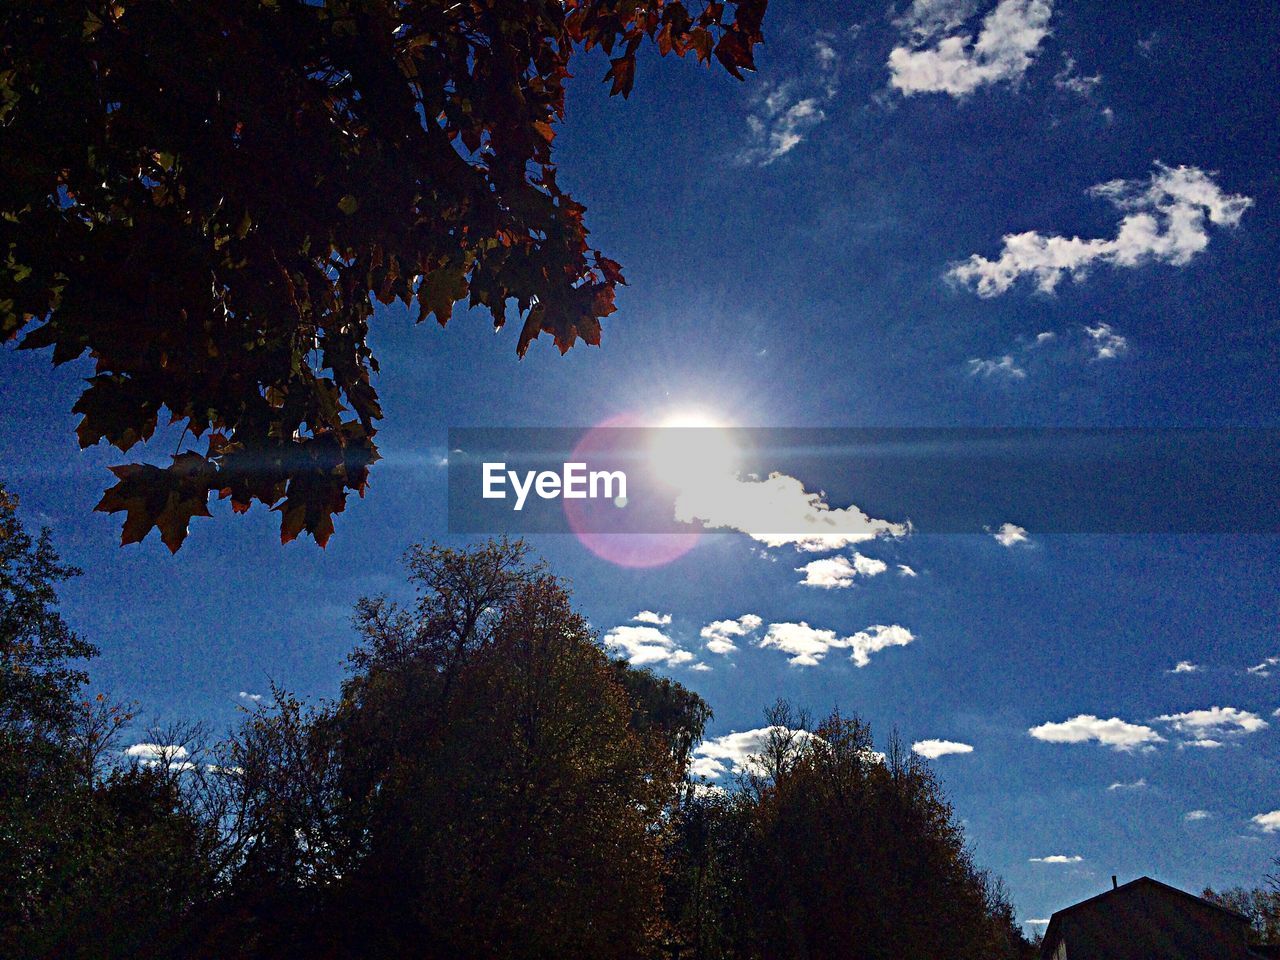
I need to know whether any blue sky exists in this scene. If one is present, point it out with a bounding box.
[3,0,1278,933]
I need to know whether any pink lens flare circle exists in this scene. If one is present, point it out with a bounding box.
[563,412,700,568]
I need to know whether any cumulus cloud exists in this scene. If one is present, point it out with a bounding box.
[1185,810,1213,821]
[949,163,1253,297]
[898,564,919,577]
[238,690,264,702]
[796,553,888,588]
[968,354,1026,380]
[700,614,763,655]
[912,739,974,759]
[1029,714,1164,751]
[1251,811,1280,833]
[633,610,672,625]
[1169,661,1200,674]
[759,621,915,667]
[690,726,815,779]
[604,616,695,669]
[992,522,1028,547]
[1030,854,1084,864]
[1155,706,1268,742]
[888,0,1053,97]
[739,38,840,165]
[1084,323,1128,360]
[674,471,907,552]
[125,743,195,771]
[1108,778,1147,791]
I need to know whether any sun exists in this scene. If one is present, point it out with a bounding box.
[648,410,739,491]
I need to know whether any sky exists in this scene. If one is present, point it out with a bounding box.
[3,0,1279,934]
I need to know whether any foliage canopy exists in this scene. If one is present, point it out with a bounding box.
[0,0,767,549]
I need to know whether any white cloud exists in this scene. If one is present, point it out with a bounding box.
[1026,918,1051,926]
[633,610,672,626]
[1184,738,1223,749]
[912,739,974,759]
[968,354,1026,380]
[1029,714,1164,751]
[1251,811,1280,833]
[1169,661,1200,674]
[888,0,1053,97]
[1185,810,1213,821]
[759,621,915,667]
[898,563,919,577]
[1108,778,1147,791]
[1155,706,1269,741]
[796,553,888,588]
[700,614,763,655]
[1030,854,1083,863]
[689,662,712,672]
[738,39,840,165]
[1084,323,1128,360]
[603,621,695,669]
[238,690,264,702]
[1247,656,1280,677]
[992,522,1028,547]
[125,743,193,770]
[949,163,1253,297]
[690,726,815,779]
[674,471,907,552]
[1053,54,1101,97]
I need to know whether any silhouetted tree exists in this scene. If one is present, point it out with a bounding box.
[0,485,224,959]
[1204,884,1280,945]
[213,538,707,959]
[665,702,1034,960]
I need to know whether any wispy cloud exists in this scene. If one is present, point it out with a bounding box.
[1029,714,1164,751]
[968,354,1027,380]
[1247,656,1279,677]
[1053,53,1101,98]
[700,614,763,655]
[913,739,974,759]
[888,0,1053,97]
[759,621,915,668]
[1030,854,1084,864]
[1169,661,1200,674]
[1185,809,1213,821]
[964,326,1130,382]
[738,38,840,165]
[949,163,1252,296]
[898,563,919,577]
[1108,778,1147,791]
[796,553,888,588]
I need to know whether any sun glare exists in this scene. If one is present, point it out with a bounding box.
[649,411,739,491]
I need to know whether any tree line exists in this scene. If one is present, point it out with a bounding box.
[1,484,1034,959]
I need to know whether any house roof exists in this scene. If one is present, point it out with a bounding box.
[1041,876,1257,960]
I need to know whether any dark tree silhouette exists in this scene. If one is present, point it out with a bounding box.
[0,1,768,550]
